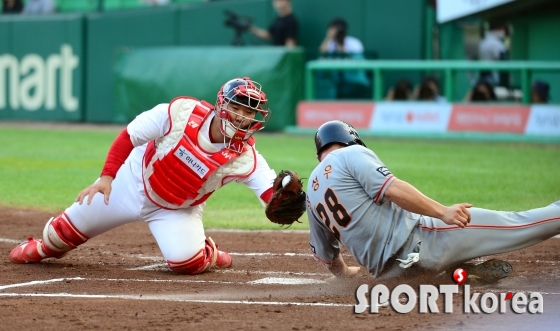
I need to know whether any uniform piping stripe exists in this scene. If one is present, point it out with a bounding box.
[419,216,560,232]
[374,175,394,203]
[312,253,332,265]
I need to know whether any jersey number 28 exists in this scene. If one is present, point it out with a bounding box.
[315,187,352,241]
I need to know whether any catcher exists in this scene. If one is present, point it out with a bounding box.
[10,77,306,275]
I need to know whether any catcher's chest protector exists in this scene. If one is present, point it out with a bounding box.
[143,97,256,209]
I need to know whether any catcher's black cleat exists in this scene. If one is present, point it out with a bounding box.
[463,259,513,283]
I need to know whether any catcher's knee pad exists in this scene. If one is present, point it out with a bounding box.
[42,213,89,257]
[167,237,232,274]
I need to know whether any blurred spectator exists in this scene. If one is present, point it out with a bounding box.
[414,76,446,102]
[385,79,413,101]
[319,18,363,55]
[531,80,550,104]
[478,23,509,86]
[316,18,370,100]
[2,0,23,14]
[465,80,497,102]
[22,0,55,14]
[248,0,298,48]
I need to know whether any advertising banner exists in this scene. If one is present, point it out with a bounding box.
[370,103,452,133]
[296,102,374,129]
[525,105,560,136]
[448,105,529,133]
[296,101,560,137]
[0,15,83,122]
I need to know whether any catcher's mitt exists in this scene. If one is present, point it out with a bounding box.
[265,170,307,226]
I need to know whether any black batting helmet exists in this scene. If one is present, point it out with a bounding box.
[314,120,366,156]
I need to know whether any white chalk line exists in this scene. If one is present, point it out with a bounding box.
[249,277,326,285]
[0,292,350,307]
[0,238,21,244]
[0,277,244,290]
[2,278,558,309]
[0,275,329,291]
[0,278,78,290]
[219,269,330,277]
[93,251,320,264]
[0,277,344,308]
[127,264,331,277]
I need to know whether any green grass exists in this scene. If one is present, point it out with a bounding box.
[1,127,559,230]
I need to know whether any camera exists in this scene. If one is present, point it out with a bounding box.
[224,10,252,32]
[224,10,253,46]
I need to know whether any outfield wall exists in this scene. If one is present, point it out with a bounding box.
[0,1,426,125]
[296,101,560,140]
[0,14,84,122]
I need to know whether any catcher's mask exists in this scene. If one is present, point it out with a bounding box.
[314,120,366,156]
[215,77,271,150]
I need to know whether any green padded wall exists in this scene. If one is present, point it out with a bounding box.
[85,7,179,123]
[114,46,304,131]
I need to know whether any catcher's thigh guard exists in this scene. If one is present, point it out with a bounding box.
[166,237,232,274]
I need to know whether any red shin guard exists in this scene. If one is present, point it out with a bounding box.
[167,237,232,274]
[9,213,88,264]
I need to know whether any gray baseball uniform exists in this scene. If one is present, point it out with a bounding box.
[306,145,560,278]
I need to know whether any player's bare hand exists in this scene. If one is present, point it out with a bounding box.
[76,176,114,205]
[442,203,472,228]
[345,266,361,277]
[326,266,361,282]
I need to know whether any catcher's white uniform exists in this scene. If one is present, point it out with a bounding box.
[68,99,275,261]
[10,78,277,274]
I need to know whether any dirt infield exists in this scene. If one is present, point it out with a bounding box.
[1,206,559,331]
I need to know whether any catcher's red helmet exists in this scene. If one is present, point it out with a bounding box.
[215,77,271,141]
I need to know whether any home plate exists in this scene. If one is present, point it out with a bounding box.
[249,277,326,285]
